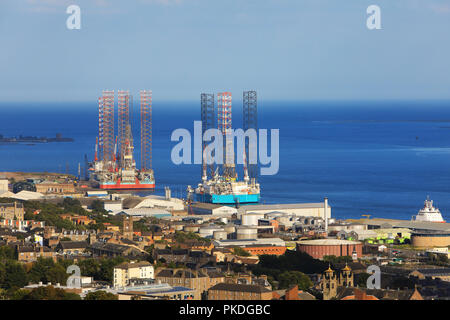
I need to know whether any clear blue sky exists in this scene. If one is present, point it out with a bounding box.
[1,0,450,102]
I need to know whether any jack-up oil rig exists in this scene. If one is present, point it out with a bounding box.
[89,90,155,190]
[187,91,260,204]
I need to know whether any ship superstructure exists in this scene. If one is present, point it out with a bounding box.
[187,91,260,204]
[90,90,155,190]
[412,196,446,223]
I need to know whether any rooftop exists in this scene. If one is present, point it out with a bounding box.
[238,203,331,212]
[209,283,271,293]
[296,239,361,245]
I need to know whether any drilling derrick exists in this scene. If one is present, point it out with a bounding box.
[118,90,132,168]
[94,89,155,190]
[218,92,235,180]
[139,90,154,186]
[243,90,258,181]
[140,90,152,172]
[201,93,215,180]
[98,90,115,172]
[188,90,260,205]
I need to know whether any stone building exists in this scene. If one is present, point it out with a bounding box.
[35,182,75,194]
[0,202,24,221]
[321,264,354,300]
[208,283,272,300]
[155,268,219,298]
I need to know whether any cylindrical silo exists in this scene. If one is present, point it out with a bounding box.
[213,230,228,240]
[236,227,258,240]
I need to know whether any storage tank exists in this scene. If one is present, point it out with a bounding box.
[223,224,236,234]
[213,230,228,240]
[241,213,264,226]
[199,225,223,238]
[236,227,258,240]
[183,225,199,233]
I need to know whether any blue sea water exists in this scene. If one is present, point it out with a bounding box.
[1,100,450,221]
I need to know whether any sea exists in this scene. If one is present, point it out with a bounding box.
[1,100,450,222]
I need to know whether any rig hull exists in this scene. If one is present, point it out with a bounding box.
[195,193,260,204]
[99,178,155,190]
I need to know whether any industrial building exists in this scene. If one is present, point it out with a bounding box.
[238,202,331,220]
[347,218,450,233]
[113,208,172,218]
[34,181,76,194]
[296,239,363,260]
[115,283,198,300]
[0,179,8,192]
[212,238,286,248]
[411,231,450,249]
[190,203,238,216]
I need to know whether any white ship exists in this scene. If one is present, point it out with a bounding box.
[412,197,446,223]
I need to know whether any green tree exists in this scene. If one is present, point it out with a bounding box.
[20,286,81,300]
[91,200,106,213]
[84,290,118,300]
[1,261,28,290]
[277,271,313,290]
[233,247,251,257]
[0,246,16,260]
[356,273,370,288]
[29,257,69,285]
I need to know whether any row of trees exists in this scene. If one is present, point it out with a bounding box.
[250,251,329,290]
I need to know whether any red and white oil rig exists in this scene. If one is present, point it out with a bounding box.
[90,90,155,190]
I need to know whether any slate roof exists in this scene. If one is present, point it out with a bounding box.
[59,241,88,250]
[209,283,271,293]
[415,268,450,276]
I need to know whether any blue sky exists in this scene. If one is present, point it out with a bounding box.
[0,0,450,102]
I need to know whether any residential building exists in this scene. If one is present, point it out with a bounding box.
[56,241,88,256]
[155,268,217,297]
[17,245,56,262]
[409,268,450,281]
[208,283,272,300]
[113,261,154,288]
[89,242,144,257]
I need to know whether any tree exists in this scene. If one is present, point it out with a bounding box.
[20,286,81,300]
[29,257,69,285]
[277,271,313,290]
[84,290,118,300]
[233,247,251,257]
[356,273,370,288]
[1,261,28,290]
[91,200,106,213]
[0,246,16,260]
